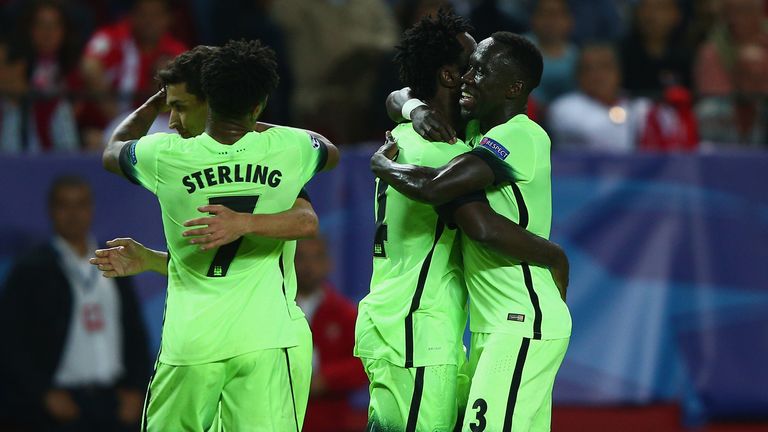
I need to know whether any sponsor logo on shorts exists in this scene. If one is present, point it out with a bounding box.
[507,313,525,322]
[479,137,510,160]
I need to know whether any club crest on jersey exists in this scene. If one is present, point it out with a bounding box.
[479,137,509,160]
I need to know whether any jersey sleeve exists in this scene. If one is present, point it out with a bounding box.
[267,127,328,185]
[118,133,172,194]
[297,188,311,202]
[471,124,536,184]
[435,189,489,229]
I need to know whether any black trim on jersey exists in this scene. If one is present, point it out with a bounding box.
[509,182,529,229]
[522,263,543,339]
[405,367,426,432]
[468,147,515,185]
[373,180,389,257]
[141,289,169,431]
[404,221,445,368]
[502,337,531,432]
[118,140,141,185]
[284,349,300,432]
[278,252,286,297]
[312,136,329,174]
[510,184,540,339]
[297,187,311,203]
[435,189,489,230]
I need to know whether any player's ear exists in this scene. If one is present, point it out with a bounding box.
[506,80,524,99]
[439,65,462,89]
[252,97,268,121]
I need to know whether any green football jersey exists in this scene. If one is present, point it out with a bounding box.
[120,128,327,365]
[463,114,571,340]
[354,123,469,368]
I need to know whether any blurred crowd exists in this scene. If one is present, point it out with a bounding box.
[0,0,766,153]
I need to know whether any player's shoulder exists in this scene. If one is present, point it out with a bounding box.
[137,132,181,149]
[260,126,312,146]
[393,123,469,164]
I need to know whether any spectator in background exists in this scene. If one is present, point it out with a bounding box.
[694,0,768,147]
[469,0,531,41]
[295,237,368,432]
[620,0,692,97]
[526,0,578,107]
[80,0,185,149]
[0,175,150,432]
[271,0,398,143]
[0,1,80,153]
[549,44,650,152]
[685,0,722,54]
[568,0,626,44]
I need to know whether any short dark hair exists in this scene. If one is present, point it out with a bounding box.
[157,45,217,101]
[490,32,544,95]
[201,39,279,118]
[394,9,473,100]
[48,175,91,207]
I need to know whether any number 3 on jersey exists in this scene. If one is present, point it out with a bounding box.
[373,179,388,257]
[206,195,260,277]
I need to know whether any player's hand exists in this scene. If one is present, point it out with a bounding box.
[147,87,169,112]
[90,238,149,277]
[550,252,569,301]
[116,388,143,424]
[43,389,80,423]
[370,131,399,174]
[183,205,250,251]
[411,105,457,143]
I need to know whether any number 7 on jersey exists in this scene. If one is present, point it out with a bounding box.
[206,195,260,277]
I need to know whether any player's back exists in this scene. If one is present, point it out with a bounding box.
[355,123,469,368]
[463,115,571,340]
[122,127,327,365]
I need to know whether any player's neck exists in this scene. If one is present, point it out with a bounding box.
[478,101,525,134]
[205,113,253,145]
[426,90,462,136]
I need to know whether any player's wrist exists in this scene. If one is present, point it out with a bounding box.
[401,98,427,121]
[239,213,259,237]
[146,249,168,274]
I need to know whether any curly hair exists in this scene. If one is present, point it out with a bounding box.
[394,9,473,101]
[201,39,279,119]
[490,32,544,95]
[157,45,216,101]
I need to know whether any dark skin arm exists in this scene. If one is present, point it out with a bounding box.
[453,202,569,299]
[371,133,569,298]
[371,132,493,205]
[385,87,457,143]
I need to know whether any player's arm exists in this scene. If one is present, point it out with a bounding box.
[385,87,456,142]
[183,193,319,251]
[449,202,569,299]
[90,238,169,277]
[102,90,166,177]
[371,132,494,205]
